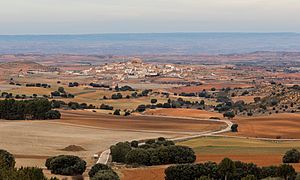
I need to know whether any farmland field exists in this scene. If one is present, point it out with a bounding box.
[120,136,300,180]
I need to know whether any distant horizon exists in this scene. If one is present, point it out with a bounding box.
[0,32,300,36]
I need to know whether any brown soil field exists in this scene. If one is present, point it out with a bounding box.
[59,110,224,133]
[0,119,173,169]
[230,113,300,139]
[144,108,223,119]
[169,83,253,93]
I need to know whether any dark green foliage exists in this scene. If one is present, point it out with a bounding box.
[0,167,47,180]
[110,142,132,163]
[45,155,86,175]
[0,150,47,180]
[113,109,121,115]
[282,149,300,163]
[145,139,156,145]
[111,93,123,99]
[125,148,150,165]
[165,164,202,180]
[16,167,47,180]
[168,145,196,164]
[130,140,139,148]
[45,110,61,119]
[136,104,146,112]
[89,163,111,178]
[164,158,297,180]
[231,123,239,132]
[151,99,158,104]
[100,104,113,110]
[0,98,57,120]
[218,158,236,180]
[91,170,120,180]
[223,111,235,119]
[277,164,296,180]
[0,149,15,169]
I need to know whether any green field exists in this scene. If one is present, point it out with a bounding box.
[178,136,300,155]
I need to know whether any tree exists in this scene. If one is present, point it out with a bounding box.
[110,142,132,163]
[136,104,146,112]
[45,155,86,176]
[58,87,65,93]
[231,124,239,132]
[282,149,300,163]
[151,99,158,104]
[0,149,15,169]
[130,140,139,148]
[91,170,119,180]
[223,111,235,119]
[125,148,150,165]
[277,164,296,180]
[45,110,61,119]
[113,109,121,115]
[88,163,111,178]
[218,158,236,180]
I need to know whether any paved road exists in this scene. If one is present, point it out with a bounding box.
[95,115,233,165]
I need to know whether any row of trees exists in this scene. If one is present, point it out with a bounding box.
[0,99,61,120]
[165,158,296,180]
[110,137,196,166]
[45,155,120,179]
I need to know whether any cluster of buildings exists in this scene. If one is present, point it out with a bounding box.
[85,58,196,81]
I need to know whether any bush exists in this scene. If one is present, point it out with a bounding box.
[89,163,111,178]
[0,149,15,169]
[110,142,132,163]
[45,110,61,119]
[277,164,296,179]
[130,140,139,148]
[282,149,300,163]
[113,109,121,115]
[168,145,196,164]
[125,148,150,165]
[16,167,47,180]
[91,170,119,180]
[231,124,239,132]
[165,164,200,180]
[45,155,86,175]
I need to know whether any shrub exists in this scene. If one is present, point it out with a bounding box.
[126,148,150,165]
[46,155,86,175]
[89,163,111,178]
[223,111,235,119]
[218,158,236,180]
[16,167,47,180]
[168,145,196,164]
[130,140,139,148]
[45,110,61,119]
[0,149,15,169]
[277,164,296,180]
[91,170,119,180]
[231,124,239,132]
[113,109,121,115]
[110,142,132,163]
[165,164,200,180]
[282,149,300,163]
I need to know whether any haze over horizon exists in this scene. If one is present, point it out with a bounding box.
[1,0,300,35]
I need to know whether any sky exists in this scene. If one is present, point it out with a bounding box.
[0,0,300,34]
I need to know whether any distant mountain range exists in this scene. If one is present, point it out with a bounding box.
[0,33,300,55]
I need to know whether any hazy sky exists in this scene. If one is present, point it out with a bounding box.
[1,0,300,34]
